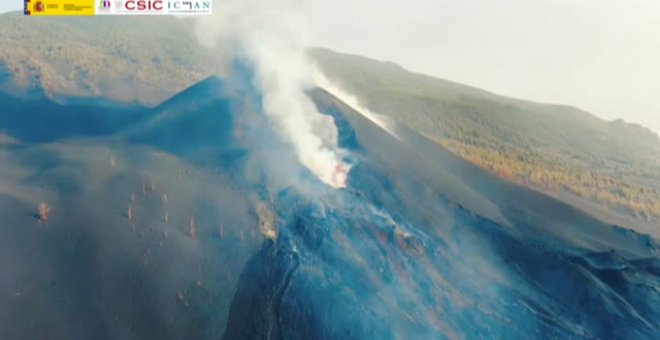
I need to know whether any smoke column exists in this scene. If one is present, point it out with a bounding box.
[313,71,400,139]
[195,0,350,188]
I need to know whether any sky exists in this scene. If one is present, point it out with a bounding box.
[0,1,17,14]
[1,1,659,133]
[305,0,660,133]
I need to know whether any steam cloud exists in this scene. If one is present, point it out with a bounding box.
[313,71,400,139]
[195,0,350,188]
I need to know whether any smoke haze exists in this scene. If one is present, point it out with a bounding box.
[313,70,400,139]
[195,0,350,188]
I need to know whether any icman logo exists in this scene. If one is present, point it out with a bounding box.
[125,0,163,11]
[169,1,212,11]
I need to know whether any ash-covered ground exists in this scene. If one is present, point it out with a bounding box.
[0,75,658,340]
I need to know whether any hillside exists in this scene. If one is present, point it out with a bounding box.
[0,12,222,104]
[310,48,660,227]
[1,74,658,339]
[1,11,658,230]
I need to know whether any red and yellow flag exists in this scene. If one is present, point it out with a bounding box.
[24,0,96,16]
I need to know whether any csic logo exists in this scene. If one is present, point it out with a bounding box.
[124,0,163,11]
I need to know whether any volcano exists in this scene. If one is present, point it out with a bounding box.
[0,73,658,340]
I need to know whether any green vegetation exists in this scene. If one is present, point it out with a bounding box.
[0,12,222,104]
[310,48,660,223]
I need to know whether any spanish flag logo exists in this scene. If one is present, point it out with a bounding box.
[24,0,96,16]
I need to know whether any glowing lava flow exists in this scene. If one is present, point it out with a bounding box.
[332,163,350,188]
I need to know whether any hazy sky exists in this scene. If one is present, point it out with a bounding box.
[2,1,659,132]
[0,2,17,14]
[306,0,660,133]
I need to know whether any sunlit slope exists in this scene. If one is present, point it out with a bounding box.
[311,48,660,230]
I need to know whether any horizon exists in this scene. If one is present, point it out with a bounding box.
[2,3,659,134]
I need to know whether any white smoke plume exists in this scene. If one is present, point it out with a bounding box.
[195,0,350,188]
[313,71,401,140]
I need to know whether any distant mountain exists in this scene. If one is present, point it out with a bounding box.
[310,48,660,231]
[1,11,658,232]
[0,11,221,105]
